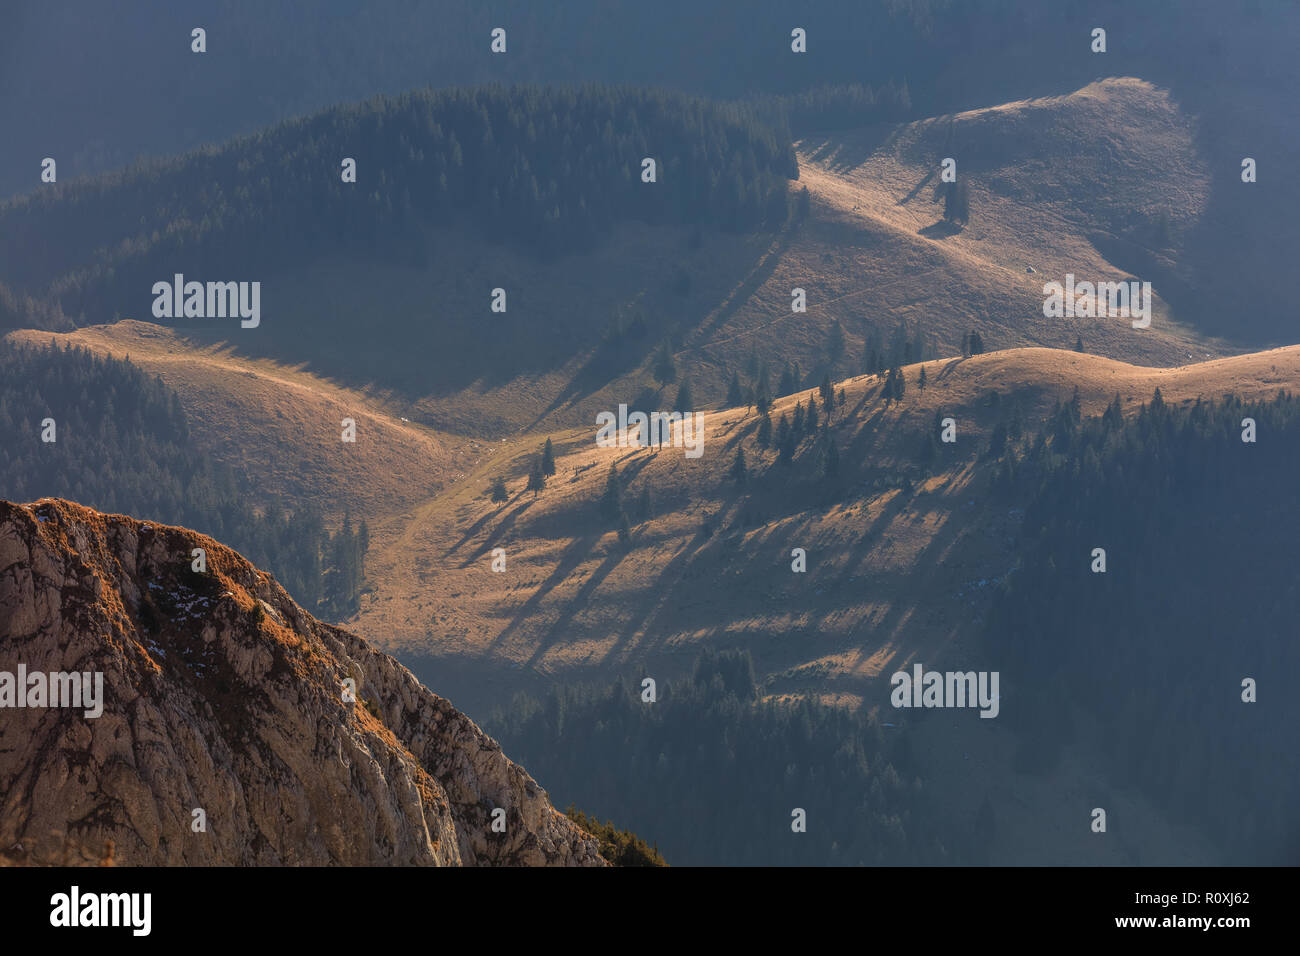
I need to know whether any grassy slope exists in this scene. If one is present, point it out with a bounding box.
[349,344,1300,706]
[29,77,1233,448]
[5,321,479,522]
[7,77,1287,863]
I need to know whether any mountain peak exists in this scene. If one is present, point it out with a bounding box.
[0,498,603,866]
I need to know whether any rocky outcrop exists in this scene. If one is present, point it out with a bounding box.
[0,498,604,866]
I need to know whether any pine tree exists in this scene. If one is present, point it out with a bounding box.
[778,362,796,397]
[653,339,678,384]
[918,364,927,390]
[819,374,834,415]
[912,325,927,363]
[776,414,793,462]
[757,412,773,448]
[969,331,985,355]
[726,372,744,408]
[988,421,1007,458]
[730,447,748,484]
[541,437,556,476]
[806,398,819,431]
[599,464,623,523]
[489,475,509,502]
[943,179,970,225]
[526,457,547,496]
[756,364,772,416]
[827,320,845,362]
[674,378,694,413]
[821,436,840,478]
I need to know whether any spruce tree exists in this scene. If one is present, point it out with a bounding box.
[776,414,792,462]
[821,437,840,479]
[674,378,694,413]
[730,447,748,484]
[726,372,744,408]
[653,339,678,384]
[819,374,834,414]
[599,464,623,523]
[541,437,556,476]
[943,179,970,225]
[526,457,547,496]
[757,412,773,448]
[778,362,796,397]
[490,475,509,502]
[827,320,845,362]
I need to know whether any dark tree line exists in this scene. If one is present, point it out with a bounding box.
[0,85,798,330]
[487,648,982,866]
[982,389,1300,863]
[0,340,366,616]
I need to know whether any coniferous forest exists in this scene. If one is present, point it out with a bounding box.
[983,390,1300,864]
[0,86,796,331]
[1,0,1296,896]
[488,648,980,866]
[0,339,367,617]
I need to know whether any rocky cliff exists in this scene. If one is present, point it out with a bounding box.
[0,498,604,866]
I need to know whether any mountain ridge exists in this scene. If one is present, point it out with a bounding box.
[0,497,604,866]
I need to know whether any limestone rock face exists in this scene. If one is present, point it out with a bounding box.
[0,498,604,867]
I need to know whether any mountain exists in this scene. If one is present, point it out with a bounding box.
[0,497,604,866]
[6,72,1287,449]
[2,322,471,523]
[349,343,1300,713]
[464,346,1300,865]
[4,0,1294,202]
